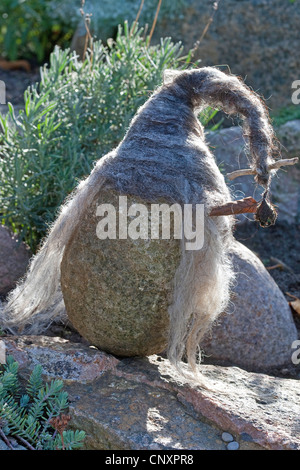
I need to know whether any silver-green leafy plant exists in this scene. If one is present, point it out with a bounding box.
[0,22,197,251]
[0,21,219,251]
[0,355,85,450]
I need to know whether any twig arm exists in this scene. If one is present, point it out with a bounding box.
[226,157,299,181]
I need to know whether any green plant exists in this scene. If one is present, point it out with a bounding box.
[270,105,300,127]
[0,0,73,62]
[0,355,85,450]
[0,22,201,251]
[199,106,223,131]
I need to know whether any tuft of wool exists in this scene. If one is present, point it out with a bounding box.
[0,67,277,372]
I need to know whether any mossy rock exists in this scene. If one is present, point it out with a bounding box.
[61,189,181,356]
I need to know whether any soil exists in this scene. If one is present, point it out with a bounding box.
[0,67,40,114]
[234,222,300,306]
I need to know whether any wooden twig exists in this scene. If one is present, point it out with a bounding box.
[209,196,258,216]
[130,0,144,37]
[80,1,93,61]
[209,195,279,230]
[226,157,299,181]
[270,257,294,274]
[147,0,162,46]
[286,293,300,316]
[190,0,222,59]
[266,263,282,271]
[0,427,14,450]
[0,59,31,73]
[15,435,36,451]
[286,292,299,301]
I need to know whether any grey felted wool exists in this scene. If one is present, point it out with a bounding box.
[1,67,278,372]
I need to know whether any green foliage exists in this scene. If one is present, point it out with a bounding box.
[0,355,85,450]
[0,22,198,251]
[0,0,189,62]
[0,0,73,62]
[199,107,223,131]
[270,105,300,127]
[72,0,188,40]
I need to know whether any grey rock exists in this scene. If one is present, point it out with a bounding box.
[3,335,300,450]
[0,225,31,296]
[206,126,261,203]
[207,124,300,224]
[201,240,298,371]
[7,437,26,450]
[0,437,26,451]
[272,120,300,224]
[276,120,300,158]
[53,1,297,110]
[154,0,300,111]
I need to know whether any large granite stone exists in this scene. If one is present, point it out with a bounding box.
[60,189,181,357]
[201,240,298,371]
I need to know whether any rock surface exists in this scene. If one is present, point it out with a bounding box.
[65,0,300,111]
[276,120,300,158]
[60,189,181,358]
[0,437,27,451]
[207,126,258,202]
[206,124,300,224]
[55,0,299,110]
[154,0,300,110]
[272,120,300,225]
[0,225,31,296]
[3,335,300,450]
[4,335,119,383]
[201,241,298,371]
[67,0,184,58]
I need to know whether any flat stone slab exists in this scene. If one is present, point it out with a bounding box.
[4,335,119,383]
[2,336,300,450]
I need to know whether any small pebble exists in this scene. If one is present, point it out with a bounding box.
[221,432,234,443]
[227,441,240,450]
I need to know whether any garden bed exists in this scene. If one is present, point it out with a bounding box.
[0,67,40,115]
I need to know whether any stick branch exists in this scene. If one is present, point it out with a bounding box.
[209,196,258,216]
[148,0,162,46]
[226,157,299,181]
